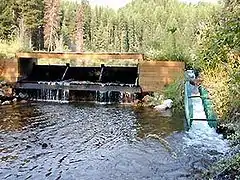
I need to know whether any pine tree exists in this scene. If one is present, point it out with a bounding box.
[0,0,15,39]
[76,2,84,52]
[82,0,92,51]
[60,0,77,50]
[12,0,44,49]
[44,0,60,51]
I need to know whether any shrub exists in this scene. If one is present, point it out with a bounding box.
[163,76,184,112]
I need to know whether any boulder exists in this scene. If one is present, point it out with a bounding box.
[2,100,11,105]
[0,81,7,86]
[154,99,173,111]
[12,98,17,103]
[154,104,167,111]
[20,100,28,104]
[2,87,12,96]
[18,92,28,99]
[0,90,4,97]
[163,99,173,109]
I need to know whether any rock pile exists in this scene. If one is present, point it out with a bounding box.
[0,81,27,105]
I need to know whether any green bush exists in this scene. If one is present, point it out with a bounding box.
[203,153,240,179]
[163,76,184,112]
[0,39,22,59]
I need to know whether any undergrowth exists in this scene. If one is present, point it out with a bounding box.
[0,39,22,59]
[163,76,184,112]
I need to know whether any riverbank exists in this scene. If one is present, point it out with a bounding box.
[0,81,28,105]
[200,68,240,179]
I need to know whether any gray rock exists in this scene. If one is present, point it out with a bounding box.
[2,101,11,105]
[20,100,28,103]
[0,81,7,86]
[12,98,17,102]
[19,92,28,99]
[0,90,4,96]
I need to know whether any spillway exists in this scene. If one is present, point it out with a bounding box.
[15,63,141,103]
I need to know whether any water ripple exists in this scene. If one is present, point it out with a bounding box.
[0,103,228,179]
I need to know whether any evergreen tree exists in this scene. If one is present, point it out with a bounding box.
[0,0,219,61]
[0,0,15,39]
[13,0,44,48]
[60,0,77,50]
[44,0,60,51]
[82,0,92,51]
[76,2,84,52]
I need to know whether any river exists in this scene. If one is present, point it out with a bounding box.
[0,103,229,179]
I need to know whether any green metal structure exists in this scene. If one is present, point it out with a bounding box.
[184,71,217,128]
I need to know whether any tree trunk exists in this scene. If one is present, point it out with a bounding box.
[76,4,84,52]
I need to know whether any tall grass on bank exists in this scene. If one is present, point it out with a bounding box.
[0,39,22,59]
[202,57,240,122]
[163,76,185,113]
[202,153,240,179]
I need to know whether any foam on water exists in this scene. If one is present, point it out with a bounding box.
[36,99,69,103]
[192,97,206,119]
[185,121,229,154]
[184,97,229,154]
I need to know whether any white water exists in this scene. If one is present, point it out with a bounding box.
[36,99,69,103]
[34,81,136,104]
[185,86,229,154]
[192,97,207,119]
[185,121,229,154]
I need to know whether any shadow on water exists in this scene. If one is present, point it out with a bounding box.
[0,104,42,132]
[133,107,184,138]
[0,103,228,180]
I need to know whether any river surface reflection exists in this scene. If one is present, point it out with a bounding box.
[0,103,228,179]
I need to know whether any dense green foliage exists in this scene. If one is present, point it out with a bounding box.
[196,0,240,122]
[60,0,218,61]
[0,0,217,61]
[0,1,14,40]
[195,0,239,178]
[163,77,184,112]
[196,0,239,69]
[0,0,44,48]
[203,153,240,179]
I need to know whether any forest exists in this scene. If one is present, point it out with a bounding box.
[0,0,239,178]
[0,0,217,62]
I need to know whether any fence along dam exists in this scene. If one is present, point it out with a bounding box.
[3,52,184,103]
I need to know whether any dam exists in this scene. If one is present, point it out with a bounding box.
[0,52,184,103]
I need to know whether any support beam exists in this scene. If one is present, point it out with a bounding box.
[15,82,142,93]
[16,52,144,61]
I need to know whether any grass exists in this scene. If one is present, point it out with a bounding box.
[200,62,240,179]
[202,153,240,179]
[163,76,185,112]
[0,39,22,59]
[37,58,138,67]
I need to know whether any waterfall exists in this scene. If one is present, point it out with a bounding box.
[185,97,229,153]
[17,81,138,104]
[96,91,109,104]
[95,91,135,104]
[32,81,69,103]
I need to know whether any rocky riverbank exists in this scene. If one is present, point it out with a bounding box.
[0,81,27,105]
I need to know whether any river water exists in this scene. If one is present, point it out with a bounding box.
[0,103,229,180]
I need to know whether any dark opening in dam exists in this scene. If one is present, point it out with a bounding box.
[15,61,141,103]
